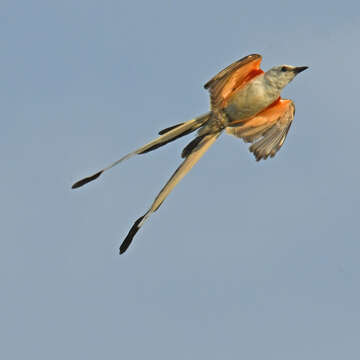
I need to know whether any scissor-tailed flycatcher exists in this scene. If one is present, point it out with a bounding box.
[72,54,308,254]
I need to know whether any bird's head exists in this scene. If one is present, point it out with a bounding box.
[264,65,308,91]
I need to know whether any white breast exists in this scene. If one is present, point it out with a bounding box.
[224,75,280,122]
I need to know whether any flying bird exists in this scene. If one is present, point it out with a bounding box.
[72,54,308,254]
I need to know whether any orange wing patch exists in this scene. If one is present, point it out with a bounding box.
[205,54,263,109]
[226,99,295,161]
[219,67,263,108]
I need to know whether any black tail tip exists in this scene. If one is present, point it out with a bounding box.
[181,135,205,158]
[72,171,103,189]
[158,122,185,135]
[119,215,145,254]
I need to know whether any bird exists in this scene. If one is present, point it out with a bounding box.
[72,54,308,254]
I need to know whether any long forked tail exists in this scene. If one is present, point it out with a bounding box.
[119,132,221,254]
[71,112,210,189]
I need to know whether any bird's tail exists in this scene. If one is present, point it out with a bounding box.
[72,112,210,189]
[119,132,221,254]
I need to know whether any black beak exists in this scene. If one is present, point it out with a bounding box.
[293,66,308,74]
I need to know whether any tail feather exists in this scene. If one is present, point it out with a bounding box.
[137,127,196,154]
[158,122,185,135]
[72,171,103,189]
[119,132,220,253]
[119,214,147,254]
[181,135,206,158]
[72,112,210,189]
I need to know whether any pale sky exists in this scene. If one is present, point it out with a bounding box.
[2,1,360,359]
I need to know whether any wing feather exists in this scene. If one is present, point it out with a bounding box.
[226,99,295,161]
[204,54,263,109]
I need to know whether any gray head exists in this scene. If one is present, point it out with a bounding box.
[264,65,308,91]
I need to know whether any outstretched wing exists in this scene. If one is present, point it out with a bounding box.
[204,54,263,110]
[226,99,295,161]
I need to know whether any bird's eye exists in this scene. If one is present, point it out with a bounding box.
[281,66,287,72]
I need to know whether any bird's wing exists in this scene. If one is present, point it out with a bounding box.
[204,54,263,109]
[226,99,295,161]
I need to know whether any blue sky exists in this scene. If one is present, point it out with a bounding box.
[1,1,360,359]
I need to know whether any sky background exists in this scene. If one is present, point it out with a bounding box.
[2,1,360,359]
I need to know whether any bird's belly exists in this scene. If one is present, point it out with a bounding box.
[224,84,278,123]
